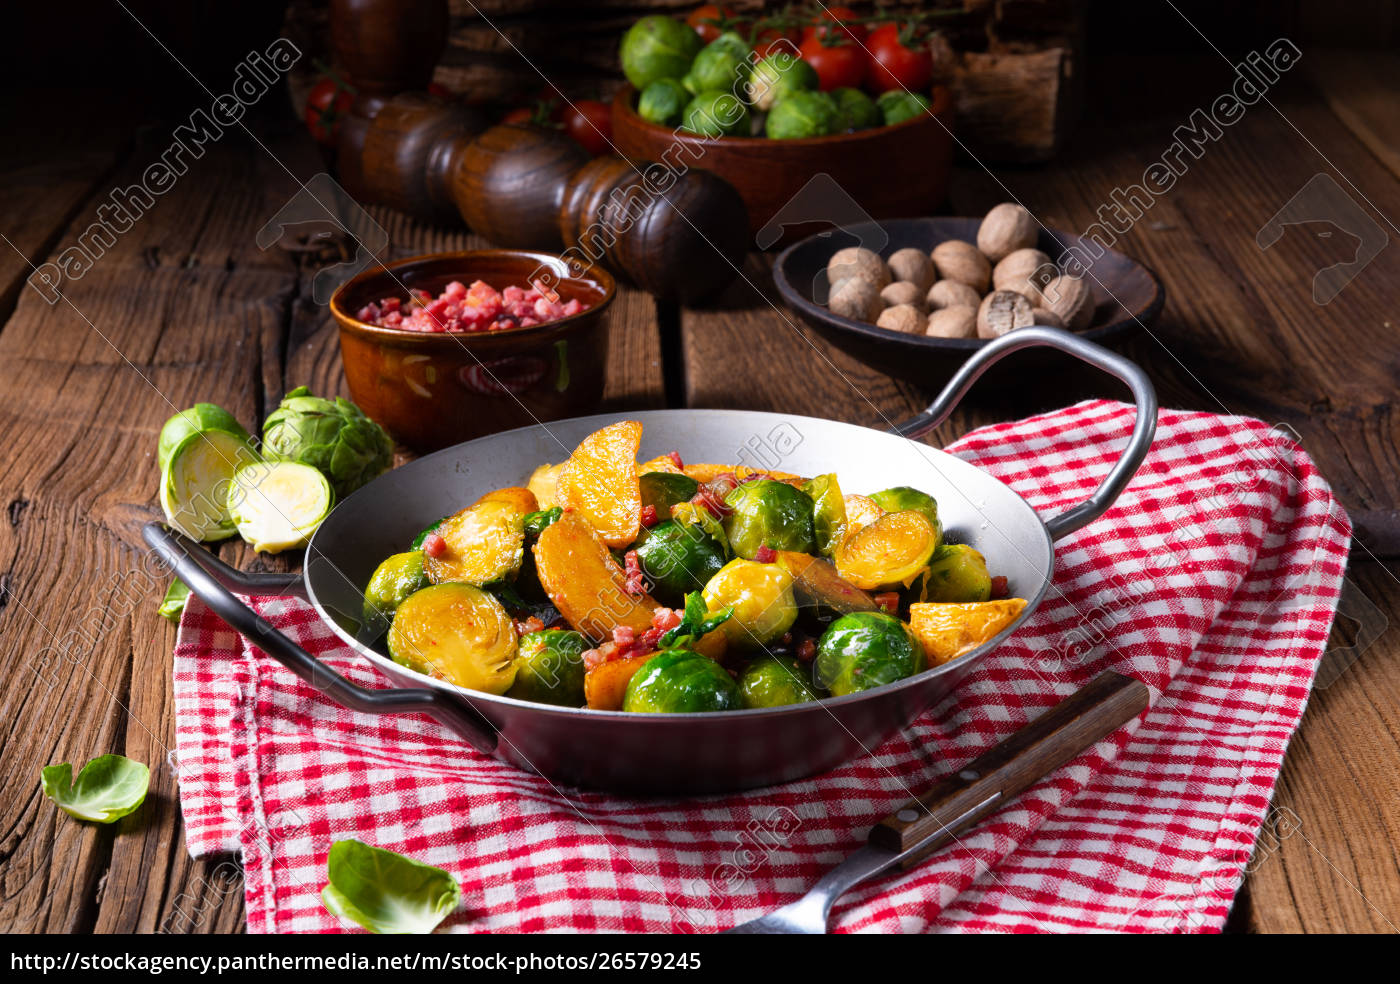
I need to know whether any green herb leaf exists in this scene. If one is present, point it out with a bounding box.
[158,578,191,622]
[523,506,563,539]
[320,839,461,934]
[660,592,731,648]
[41,754,150,823]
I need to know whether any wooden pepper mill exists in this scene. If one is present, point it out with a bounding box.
[328,0,749,303]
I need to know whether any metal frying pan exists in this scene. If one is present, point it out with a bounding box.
[144,327,1156,794]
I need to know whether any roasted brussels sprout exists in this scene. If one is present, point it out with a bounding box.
[634,519,727,606]
[639,471,699,515]
[800,474,846,557]
[507,629,588,706]
[869,486,943,548]
[834,510,938,590]
[701,558,797,649]
[623,648,740,713]
[916,543,992,603]
[738,654,817,709]
[723,479,816,559]
[814,611,926,696]
[363,551,430,628]
[388,583,518,694]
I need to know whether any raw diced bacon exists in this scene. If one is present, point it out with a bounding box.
[356,278,592,333]
[421,533,447,558]
[754,544,777,563]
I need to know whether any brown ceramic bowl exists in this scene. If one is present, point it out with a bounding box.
[330,250,615,452]
[610,85,955,248]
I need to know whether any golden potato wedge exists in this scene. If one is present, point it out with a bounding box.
[585,653,656,710]
[533,511,657,641]
[472,485,538,514]
[557,421,643,547]
[683,463,805,485]
[908,599,1028,666]
[423,500,525,586]
[527,463,563,509]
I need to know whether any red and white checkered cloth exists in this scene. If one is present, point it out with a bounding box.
[173,400,1351,934]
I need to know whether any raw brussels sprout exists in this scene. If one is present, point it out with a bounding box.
[800,473,846,557]
[765,90,840,139]
[634,519,727,606]
[160,427,259,542]
[917,543,992,603]
[619,15,703,90]
[701,558,797,649]
[683,33,752,94]
[869,486,943,549]
[639,471,699,514]
[747,51,818,111]
[363,551,430,629]
[507,629,587,706]
[623,648,740,713]
[156,403,251,473]
[682,90,751,136]
[876,90,931,127]
[226,460,334,554]
[638,77,690,125]
[738,654,817,709]
[388,583,518,694]
[158,578,191,623]
[814,611,926,696]
[831,87,880,130]
[261,386,393,499]
[722,479,816,559]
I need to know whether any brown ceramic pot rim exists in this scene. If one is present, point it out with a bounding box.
[611,83,953,149]
[329,248,617,348]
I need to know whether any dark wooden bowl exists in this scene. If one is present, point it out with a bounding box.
[330,250,615,452]
[773,217,1166,388]
[610,85,955,248]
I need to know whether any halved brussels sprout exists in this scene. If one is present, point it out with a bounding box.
[834,510,938,590]
[423,500,526,586]
[869,487,943,549]
[507,629,587,706]
[387,583,518,694]
[722,479,816,559]
[634,519,727,606]
[363,551,430,628]
[225,460,333,553]
[814,611,926,697]
[801,473,847,557]
[161,427,260,542]
[916,543,992,603]
[738,654,816,709]
[640,471,700,515]
[701,558,797,649]
[623,648,740,713]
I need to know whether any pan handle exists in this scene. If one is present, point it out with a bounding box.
[142,522,499,755]
[893,326,1157,541]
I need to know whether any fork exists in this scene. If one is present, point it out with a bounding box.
[725,670,1149,933]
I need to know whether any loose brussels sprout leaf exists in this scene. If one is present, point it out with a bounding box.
[701,559,797,649]
[669,501,731,557]
[388,583,518,694]
[739,654,817,709]
[157,403,251,473]
[41,754,150,823]
[508,629,588,706]
[722,479,816,559]
[814,612,926,697]
[226,461,334,554]
[262,386,393,500]
[523,507,563,538]
[623,648,740,713]
[774,551,877,616]
[158,578,191,623]
[619,14,703,90]
[161,428,259,542]
[321,839,461,935]
[801,474,847,557]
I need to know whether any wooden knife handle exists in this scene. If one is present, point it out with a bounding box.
[868,671,1150,868]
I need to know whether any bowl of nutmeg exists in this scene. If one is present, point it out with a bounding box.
[772,205,1165,387]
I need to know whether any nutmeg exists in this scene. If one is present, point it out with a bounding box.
[992,248,1055,291]
[977,203,1038,262]
[1041,274,1093,330]
[977,289,1035,338]
[880,280,927,311]
[926,306,977,339]
[1030,306,1065,329]
[997,278,1044,308]
[929,240,991,293]
[827,247,890,291]
[926,279,982,311]
[876,303,925,334]
[828,277,883,322]
[886,247,936,292]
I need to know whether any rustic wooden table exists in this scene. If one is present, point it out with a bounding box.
[2,53,1398,933]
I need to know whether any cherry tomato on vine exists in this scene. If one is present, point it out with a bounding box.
[561,99,613,156]
[799,34,868,91]
[305,77,354,146]
[754,26,801,60]
[802,6,866,46]
[686,5,740,44]
[866,23,934,93]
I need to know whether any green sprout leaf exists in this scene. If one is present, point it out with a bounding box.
[158,578,191,622]
[320,839,461,934]
[41,754,150,823]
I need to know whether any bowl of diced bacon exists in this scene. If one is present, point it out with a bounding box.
[330,249,616,452]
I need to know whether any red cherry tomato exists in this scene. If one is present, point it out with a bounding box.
[754,27,801,60]
[802,5,866,45]
[866,23,934,93]
[799,34,868,91]
[561,99,613,156]
[304,77,354,146]
[687,5,739,44]
[502,107,534,124]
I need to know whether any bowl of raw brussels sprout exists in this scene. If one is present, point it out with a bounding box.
[146,328,1157,793]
